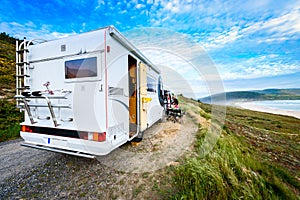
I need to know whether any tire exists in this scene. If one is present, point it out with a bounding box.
[131,136,143,142]
[131,131,144,142]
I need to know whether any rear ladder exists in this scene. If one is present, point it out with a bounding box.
[14,39,70,127]
[15,38,31,108]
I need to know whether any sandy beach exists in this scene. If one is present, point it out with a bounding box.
[233,101,300,119]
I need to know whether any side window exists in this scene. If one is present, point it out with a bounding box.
[65,57,97,79]
[158,76,164,106]
[147,76,156,92]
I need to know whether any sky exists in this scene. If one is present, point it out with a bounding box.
[0,0,299,97]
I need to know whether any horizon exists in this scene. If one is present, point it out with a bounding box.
[1,0,299,98]
[200,87,300,98]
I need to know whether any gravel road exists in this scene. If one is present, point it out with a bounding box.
[0,139,56,183]
[0,115,198,199]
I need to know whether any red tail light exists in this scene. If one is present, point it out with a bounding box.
[79,131,106,142]
[93,132,106,142]
[21,125,33,132]
[97,132,106,142]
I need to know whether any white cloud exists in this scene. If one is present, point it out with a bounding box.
[24,21,36,28]
[95,0,105,10]
[118,9,127,14]
[0,21,74,40]
[165,1,180,13]
[125,27,225,97]
[204,26,241,49]
[218,60,300,80]
[155,0,194,14]
[135,4,145,9]
[201,8,300,50]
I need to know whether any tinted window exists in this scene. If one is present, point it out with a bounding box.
[65,57,97,79]
[147,76,156,92]
[158,76,164,106]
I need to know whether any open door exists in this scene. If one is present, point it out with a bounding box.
[128,55,137,137]
[139,62,151,132]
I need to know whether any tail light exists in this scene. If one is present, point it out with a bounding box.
[21,125,33,132]
[79,132,106,142]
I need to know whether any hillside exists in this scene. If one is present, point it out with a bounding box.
[0,33,17,97]
[0,33,23,142]
[200,88,300,103]
[170,97,300,199]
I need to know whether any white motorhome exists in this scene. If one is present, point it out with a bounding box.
[15,26,165,158]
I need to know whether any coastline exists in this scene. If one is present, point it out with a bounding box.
[233,101,300,119]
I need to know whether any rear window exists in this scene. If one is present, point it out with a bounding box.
[65,57,97,79]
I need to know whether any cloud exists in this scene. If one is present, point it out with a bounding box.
[135,4,145,9]
[203,26,241,49]
[94,0,105,10]
[217,57,300,80]
[223,72,300,92]
[125,27,225,97]
[165,0,180,13]
[1,0,299,93]
[0,21,74,40]
[201,8,300,50]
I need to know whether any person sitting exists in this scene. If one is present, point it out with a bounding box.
[171,95,179,109]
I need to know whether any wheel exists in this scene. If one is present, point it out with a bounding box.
[131,131,144,142]
[131,137,143,142]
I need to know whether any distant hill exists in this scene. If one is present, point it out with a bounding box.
[255,88,300,95]
[200,88,300,103]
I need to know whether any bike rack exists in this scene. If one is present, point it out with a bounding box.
[15,92,71,127]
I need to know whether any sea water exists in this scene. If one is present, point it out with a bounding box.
[253,100,300,112]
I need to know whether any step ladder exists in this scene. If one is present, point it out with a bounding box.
[15,38,32,108]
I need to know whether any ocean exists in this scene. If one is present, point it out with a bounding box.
[252,100,300,112]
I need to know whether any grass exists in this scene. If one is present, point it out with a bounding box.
[0,123,21,142]
[132,184,145,198]
[167,98,300,199]
[199,109,211,120]
[0,99,23,142]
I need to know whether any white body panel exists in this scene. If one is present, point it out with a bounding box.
[18,26,164,157]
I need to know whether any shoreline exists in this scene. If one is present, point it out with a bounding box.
[232,101,300,119]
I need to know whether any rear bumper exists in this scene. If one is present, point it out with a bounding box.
[20,131,121,156]
[21,142,95,158]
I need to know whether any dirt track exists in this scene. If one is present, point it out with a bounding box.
[0,114,199,199]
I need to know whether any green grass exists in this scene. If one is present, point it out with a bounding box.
[199,109,211,120]
[0,99,23,142]
[170,127,299,199]
[167,98,300,199]
[0,123,21,142]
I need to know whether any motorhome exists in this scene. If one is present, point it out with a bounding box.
[15,26,164,158]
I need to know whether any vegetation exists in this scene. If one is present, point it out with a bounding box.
[0,100,22,142]
[0,32,19,45]
[168,98,300,199]
[0,33,23,142]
